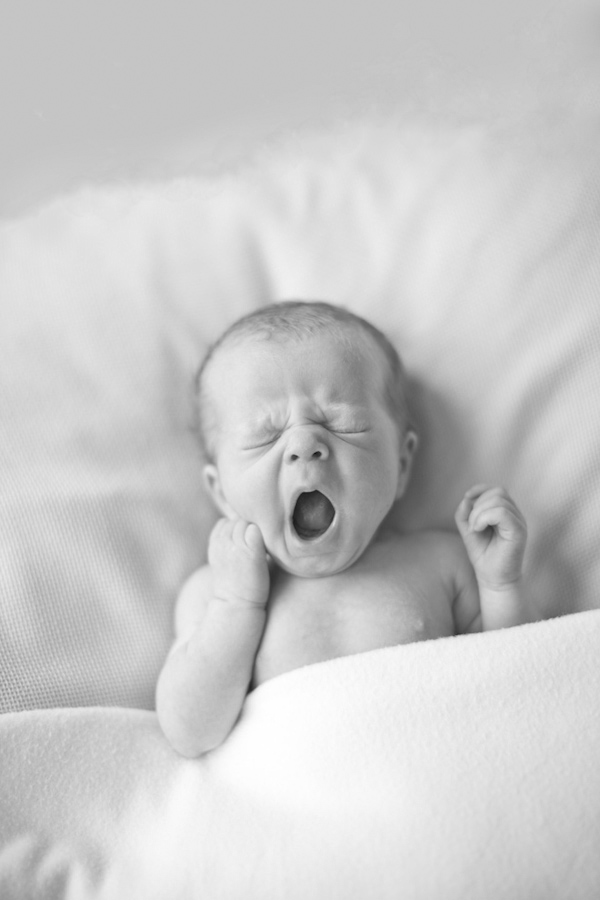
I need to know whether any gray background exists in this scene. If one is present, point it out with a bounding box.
[1,0,598,218]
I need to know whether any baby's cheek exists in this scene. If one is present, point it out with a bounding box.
[236,489,279,539]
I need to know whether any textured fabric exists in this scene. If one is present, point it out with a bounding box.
[1,610,600,899]
[1,110,600,713]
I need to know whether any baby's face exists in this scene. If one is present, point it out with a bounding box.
[202,331,415,578]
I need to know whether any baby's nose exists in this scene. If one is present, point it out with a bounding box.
[285,427,330,463]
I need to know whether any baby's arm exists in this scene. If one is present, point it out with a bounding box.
[155,518,269,757]
[454,485,528,632]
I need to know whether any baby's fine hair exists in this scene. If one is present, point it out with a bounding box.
[195,300,412,460]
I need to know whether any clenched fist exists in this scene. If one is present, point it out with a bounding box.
[208,517,270,609]
[455,485,527,591]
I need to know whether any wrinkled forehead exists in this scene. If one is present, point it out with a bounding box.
[198,327,396,459]
[204,327,389,402]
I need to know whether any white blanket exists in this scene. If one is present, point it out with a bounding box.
[2,611,599,899]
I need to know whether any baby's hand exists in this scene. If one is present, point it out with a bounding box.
[455,485,527,590]
[208,517,270,609]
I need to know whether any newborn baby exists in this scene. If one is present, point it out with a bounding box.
[156,300,528,757]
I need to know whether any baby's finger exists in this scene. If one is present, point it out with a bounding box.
[232,517,251,546]
[457,484,501,520]
[244,523,265,553]
[463,484,495,501]
[455,484,494,530]
[468,486,515,510]
[455,496,475,534]
[469,503,526,539]
[468,490,523,526]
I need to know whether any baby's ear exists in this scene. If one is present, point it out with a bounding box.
[395,430,418,500]
[203,464,235,518]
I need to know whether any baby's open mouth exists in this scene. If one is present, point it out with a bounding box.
[292,491,336,540]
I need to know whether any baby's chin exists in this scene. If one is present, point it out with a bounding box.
[274,559,347,579]
[268,545,364,579]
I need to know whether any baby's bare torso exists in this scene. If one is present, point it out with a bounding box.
[252,529,456,687]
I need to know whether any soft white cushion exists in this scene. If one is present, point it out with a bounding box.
[1,105,599,712]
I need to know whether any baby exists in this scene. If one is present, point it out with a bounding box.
[156,300,528,757]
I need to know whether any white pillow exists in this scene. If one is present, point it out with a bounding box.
[1,108,599,712]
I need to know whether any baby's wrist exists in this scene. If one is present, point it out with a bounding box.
[477,577,527,629]
[211,586,269,611]
[476,574,523,595]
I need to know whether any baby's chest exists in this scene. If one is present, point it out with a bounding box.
[252,556,454,686]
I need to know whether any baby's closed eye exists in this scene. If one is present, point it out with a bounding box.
[243,433,281,449]
[331,422,368,434]
[328,416,370,437]
[238,405,369,449]
[324,405,369,434]
[239,416,283,450]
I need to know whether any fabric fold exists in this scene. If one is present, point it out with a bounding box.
[1,611,599,899]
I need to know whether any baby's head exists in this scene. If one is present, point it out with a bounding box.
[195,301,417,577]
